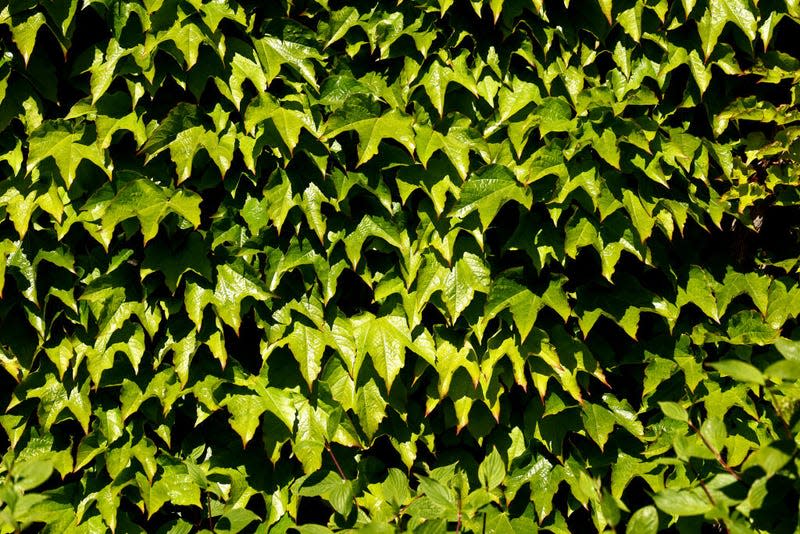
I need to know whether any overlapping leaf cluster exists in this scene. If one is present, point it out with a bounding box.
[1,0,800,531]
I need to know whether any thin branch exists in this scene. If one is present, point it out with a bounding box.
[397,494,421,521]
[688,421,741,482]
[766,387,794,442]
[688,463,716,507]
[325,442,347,480]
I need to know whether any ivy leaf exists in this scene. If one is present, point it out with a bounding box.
[162,18,207,68]
[222,387,293,446]
[323,98,415,166]
[581,403,616,451]
[443,252,490,320]
[25,373,70,431]
[91,178,202,248]
[293,400,326,473]
[564,214,599,259]
[618,3,643,41]
[268,107,311,154]
[653,488,714,516]
[418,51,478,117]
[253,36,324,89]
[414,123,473,180]
[142,233,211,292]
[354,315,412,389]
[708,360,764,385]
[627,506,659,534]
[355,378,387,440]
[536,97,576,137]
[148,466,202,513]
[453,165,532,228]
[242,169,295,235]
[597,0,613,24]
[676,267,721,322]
[140,103,202,156]
[487,78,541,133]
[213,263,273,334]
[244,95,316,153]
[478,448,506,490]
[343,215,409,268]
[697,0,757,59]
[725,310,779,345]
[479,277,542,340]
[382,468,412,506]
[659,402,689,422]
[621,189,654,242]
[88,40,128,104]
[301,182,328,243]
[96,112,148,150]
[226,52,268,108]
[11,12,46,64]
[26,121,109,188]
[740,442,792,478]
[324,7,361,48]
[716,270,770,317]
[284,323,327,388]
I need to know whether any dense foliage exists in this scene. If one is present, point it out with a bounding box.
[1,0,800,531]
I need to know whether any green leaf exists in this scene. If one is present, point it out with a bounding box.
[652,488,714,521]
[354,315,412,389]
[764,360,800,381]
[355,378,387,440]
[618,3,643,41]
[716,270,770,317]
[165,126,229,183]
[658,402,689,422]
[621,189,654,242]
[708,360,764,385]
[382,468,412,506]
[163,18,207,68]
[141,233,211,292]
[536,97,575,137]
[284,323,327,387]
[222,387,293,446]
[324,7,361,48]
[479,448,506,490]
[26,121,109,188]
[148,465,202,513]
[597,0,613,23]
[241,169,295,235]
[254,36,324,90]
[592,128,621,170]
[564,214,599,259]
[453,165,532,228]
[323,99,415,166]
[88,40,128,104]
[489,78,541,131]
[419,54,478,117]
[11,12,46,64]
[627,506,659,534]
[90,178,202,248]
[740,442,792,478]
[676,267,721,322]
[213,263,273,333]
[414,123,475,181]
[725,310,779,345]
[479,277,542,340]
[140,103,202,155]
[443,252,491,320]
[697,0,757,59]
[581,403,616,450]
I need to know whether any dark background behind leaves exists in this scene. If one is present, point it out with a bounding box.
[1,0,800,532]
